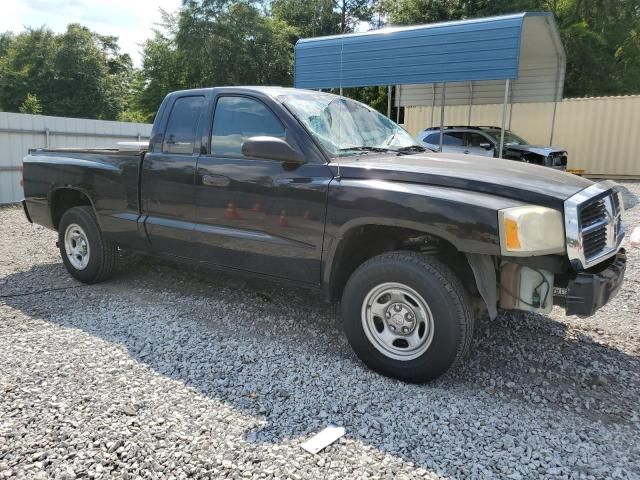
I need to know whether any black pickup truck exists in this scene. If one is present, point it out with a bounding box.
[22,87,626,382]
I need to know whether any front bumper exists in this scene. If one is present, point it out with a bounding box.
[554,249,626,317]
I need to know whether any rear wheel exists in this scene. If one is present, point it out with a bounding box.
[58,206,117,284]
[341,251,473,383]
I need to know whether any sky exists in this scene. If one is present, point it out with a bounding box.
[2,0,183,66]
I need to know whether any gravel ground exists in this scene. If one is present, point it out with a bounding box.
[1,182,639,480]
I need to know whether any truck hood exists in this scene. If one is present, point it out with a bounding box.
[505,145,566,156]
[334,152,592,208]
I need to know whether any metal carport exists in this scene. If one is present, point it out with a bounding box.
[294,12,566,157]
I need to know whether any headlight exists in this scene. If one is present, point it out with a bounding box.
[498,206,565,256]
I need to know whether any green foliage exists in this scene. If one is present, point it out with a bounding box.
[117,109,149,123]
[558,0,640,96]
[343,86,391,115]
[1,0,638,122]
[561,21,613,96]
[18,93,43,114]
[377,0,640,98]
[0,24,133,119]
[271,0,342,38]
[271,0,375,38]
[133,1,297,118]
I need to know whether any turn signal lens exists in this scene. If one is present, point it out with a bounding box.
[504,218,521,250]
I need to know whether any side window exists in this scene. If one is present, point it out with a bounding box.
[162,96,205,154]
[212,96,285,157]
[466,132,492,147]
[423,133,440,144]
[442,132,464,146]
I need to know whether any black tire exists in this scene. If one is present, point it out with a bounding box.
[341,251,473,383]
[58,206,117,284]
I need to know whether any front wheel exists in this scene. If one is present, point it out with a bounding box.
[58,206,117,284]
[341,251,474,383]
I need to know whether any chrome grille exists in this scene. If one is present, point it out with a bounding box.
[564,181,625,270]
[579,198,608,258]
[612,191,621,212]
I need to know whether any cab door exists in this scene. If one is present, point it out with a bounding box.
[464,131,496,157]
[141,95,206,258]
[432,131,466,154]
[193,95,332,284]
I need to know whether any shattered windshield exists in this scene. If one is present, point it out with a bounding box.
[283,94,422,157]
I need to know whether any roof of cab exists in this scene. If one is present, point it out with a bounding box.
[165,86,332,99]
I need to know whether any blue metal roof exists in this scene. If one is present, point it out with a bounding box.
[294,13,557,89]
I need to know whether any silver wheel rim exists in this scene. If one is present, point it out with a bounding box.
[361,282,435,361]
[64,223,90,270]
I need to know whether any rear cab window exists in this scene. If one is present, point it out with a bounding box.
[162,96,206,154]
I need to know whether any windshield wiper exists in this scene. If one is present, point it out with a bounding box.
[338,146,395,153]
[393,145,426,154]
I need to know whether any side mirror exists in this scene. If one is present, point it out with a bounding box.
[241,136,305,164]
[479,142,493,150]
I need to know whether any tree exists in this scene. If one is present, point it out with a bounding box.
[271,0,342,38]
[272,0,375,40]
[0,28,58,114]
[375,0,461,25]
[561,21,615,96]
[375,0,640,98]
[0,24,133,119]
[18,93,43,114]
[134,0,297,118]
[336,0,374,33]
[558,0,640,96]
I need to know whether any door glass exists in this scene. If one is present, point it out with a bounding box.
[212,97,285,157]
[442,132,464,146]
[162,96,205,154]
[423,133,440,144]
[465,132,491,147]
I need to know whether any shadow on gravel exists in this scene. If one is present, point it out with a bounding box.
[3,258,640,473]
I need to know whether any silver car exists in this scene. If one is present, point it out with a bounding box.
[416,126,568,169]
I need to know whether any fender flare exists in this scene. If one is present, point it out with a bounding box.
[323,217,499,293]
[48,186,101,230]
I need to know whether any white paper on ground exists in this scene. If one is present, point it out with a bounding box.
[300,425,346,454]
[630,226,640,248]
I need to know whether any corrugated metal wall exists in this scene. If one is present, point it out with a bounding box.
[405,95,640,178]
[295,14,526,88]
[398,15,565,107]
[0,112,152,204]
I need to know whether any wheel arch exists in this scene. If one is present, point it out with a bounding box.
[323,218,493,311]
[49,187,99,231]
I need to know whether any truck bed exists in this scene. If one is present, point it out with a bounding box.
[23,148,145,246]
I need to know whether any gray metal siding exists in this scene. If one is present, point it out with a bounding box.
[0,112,152,204]
[398,15,565,106]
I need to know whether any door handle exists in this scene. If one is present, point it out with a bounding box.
[202,174,230,187]
[463,150,470,154]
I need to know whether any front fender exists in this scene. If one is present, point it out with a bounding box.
[321,178,528,287]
